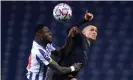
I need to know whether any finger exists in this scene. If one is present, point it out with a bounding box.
[74,27,78,30]
[75,29,78,33]
[73,27,78,33]
[78,63,82,65]
[73,27,76,30]
[78,63,81,64]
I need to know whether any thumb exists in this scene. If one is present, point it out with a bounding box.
[86,10,88,13]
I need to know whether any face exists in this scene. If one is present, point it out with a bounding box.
[41,26,52,42]
[82,25,97,41]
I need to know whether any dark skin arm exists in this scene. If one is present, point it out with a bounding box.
[47,58,82,74]
[48,60,71,74]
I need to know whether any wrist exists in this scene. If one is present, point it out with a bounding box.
[70,66,75,72]
[83,18,89,22]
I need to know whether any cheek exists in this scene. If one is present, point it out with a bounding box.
[85,32,91,38]
[45,33,49,37]
[88,34,92,38]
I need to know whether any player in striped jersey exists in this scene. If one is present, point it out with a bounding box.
[26,24,82,80]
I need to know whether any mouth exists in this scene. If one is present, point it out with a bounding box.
[49,35,52,40]
[92,35,96,39]
[92,35,96,37]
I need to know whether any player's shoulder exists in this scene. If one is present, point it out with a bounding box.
[31,41,46,54]
[31,46,42,55]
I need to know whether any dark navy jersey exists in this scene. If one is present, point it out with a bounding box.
[51,32,90,80]
[60,32,89,66]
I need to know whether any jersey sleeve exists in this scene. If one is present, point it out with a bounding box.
[36,49,53,66]
[51,43,57,51]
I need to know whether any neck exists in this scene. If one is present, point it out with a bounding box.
[87,39,91,46]
[81,32,92,46]
[35,36,48,47]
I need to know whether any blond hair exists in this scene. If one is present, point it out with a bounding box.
[82,25,96,33]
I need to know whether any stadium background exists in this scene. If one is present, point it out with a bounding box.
[1,1,133,80]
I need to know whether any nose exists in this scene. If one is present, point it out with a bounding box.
[49,32,52,35]
[93,31,97,36]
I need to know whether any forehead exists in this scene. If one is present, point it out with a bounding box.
[87,25,97,30]
[42,26,49,32]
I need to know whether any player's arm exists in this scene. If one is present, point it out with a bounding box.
[76,10,93,28]
[59,11,94,56]
[36,49,82,74]
[48,58,81,74]
[59,26,78,56]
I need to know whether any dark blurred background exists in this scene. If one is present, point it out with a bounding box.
[1,1,133,80]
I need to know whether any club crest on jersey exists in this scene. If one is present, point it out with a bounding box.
[39,49,50,61]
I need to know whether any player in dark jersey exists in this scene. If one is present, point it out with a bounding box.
[45,11,96,80]
[50,11,97,80]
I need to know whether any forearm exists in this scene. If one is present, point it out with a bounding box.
[58,66,71,74]
[61,36,73,56]
[76,11,93,28]
[75,18,88,28]
[48,60,72,74]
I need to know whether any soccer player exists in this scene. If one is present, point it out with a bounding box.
[26,24,82,80]
[50,11,97,80]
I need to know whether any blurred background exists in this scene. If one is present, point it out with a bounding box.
[1,1,133,80]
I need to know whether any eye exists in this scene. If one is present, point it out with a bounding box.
[90,29,94,31]
[45,29,50,33]
[46,30,49,33]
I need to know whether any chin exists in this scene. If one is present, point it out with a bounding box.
[48,36,52,42]
[89,38,96,41]
[50,39,52,42]
[92,38,97,40]
[48,38,52,42]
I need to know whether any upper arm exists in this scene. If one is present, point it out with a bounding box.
[47,59,60,71]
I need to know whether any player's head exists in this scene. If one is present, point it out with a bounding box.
[82,25,97,41]
[35,24,52,43]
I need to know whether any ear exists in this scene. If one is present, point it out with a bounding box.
[82,31,86,37]
[36,32,41,37]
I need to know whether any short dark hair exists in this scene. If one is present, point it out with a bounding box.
[35,24,46,33]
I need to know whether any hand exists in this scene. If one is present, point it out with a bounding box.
[84,10,93,21]
[68,27,79,38]
[72,63,82,72]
